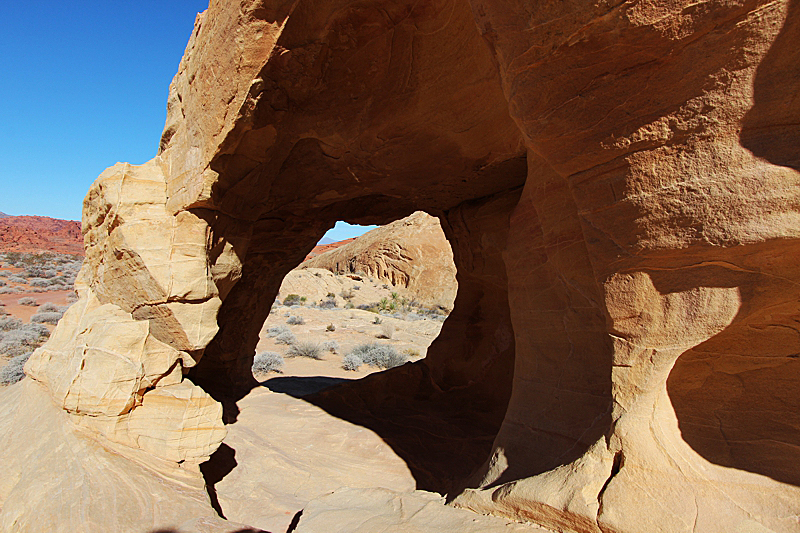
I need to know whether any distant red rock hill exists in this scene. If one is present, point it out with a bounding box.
[304,237,356,261]
[0,215,83,255]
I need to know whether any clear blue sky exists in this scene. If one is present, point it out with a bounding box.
[0,1,375,242]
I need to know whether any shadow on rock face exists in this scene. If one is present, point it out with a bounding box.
[662,247,800,488]
[297,360,509,497]
[740,0,800,170]
[199,443,239,520]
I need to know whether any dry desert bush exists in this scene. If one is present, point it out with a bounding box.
[252,351,284,375]
[286,341,323,360]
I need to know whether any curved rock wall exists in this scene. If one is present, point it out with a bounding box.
[5,0,799,532]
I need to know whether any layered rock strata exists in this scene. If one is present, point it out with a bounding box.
[1,1,797,532]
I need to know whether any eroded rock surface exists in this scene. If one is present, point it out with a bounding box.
[1,0,798,532]
[302,211,457,308]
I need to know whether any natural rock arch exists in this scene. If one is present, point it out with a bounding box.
[5,0,800,532]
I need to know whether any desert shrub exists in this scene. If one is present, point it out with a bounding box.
[286,341,323,360]
[319,297,337,309]
[29,278,50,288]
[286,315,305,325]
[341,353,361,371]
[66,292,79,303]
[18,297,37,306]
[275,330,297,345]
[373,316,382,325]
[340,289,355,300]
[344,302,354,309]
[8,276,26,284]
[0,270,11,277]
[0,280,5,287]
[0,328,45,358]
[326,323,335,332]
[0,351,32,385]
[322,340,339,353]
[376,323,394,339]
[39,302,61,312]
[283,294,301,305]
[22,323,50,339]
[267,325,291,338]
[326,292,336,298]
[0,288,12,294]
[346,343,408,370]
[0,317,23,331]
[0,306,7,316]
[252,351,284,375]
[31,311,63,325]
[27,269,57,280]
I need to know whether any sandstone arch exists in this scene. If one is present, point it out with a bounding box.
[3,0,800,532]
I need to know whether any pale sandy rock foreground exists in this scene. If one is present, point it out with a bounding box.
[1,0,798,531]
[293,488,548,533]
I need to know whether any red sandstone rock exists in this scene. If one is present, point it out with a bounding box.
[0,215,82,255]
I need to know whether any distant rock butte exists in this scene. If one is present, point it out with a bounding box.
[0,215,82,255]
[302,212,457,308]
[304,237,356,260]
[1,1,799,532]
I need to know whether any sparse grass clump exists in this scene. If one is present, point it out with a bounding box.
[286,315,305,325]
[275,330,297,345]
[286,341,323,360]
[0,351,32,385]
[345,343,408,370]
[326,323,335,332]
[252,351,284,375]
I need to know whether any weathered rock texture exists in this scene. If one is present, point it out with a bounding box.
[302,211,458,307]
[2,0,799,532]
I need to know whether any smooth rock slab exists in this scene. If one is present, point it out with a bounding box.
[293,487,549,533]
[213,386,416,532]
